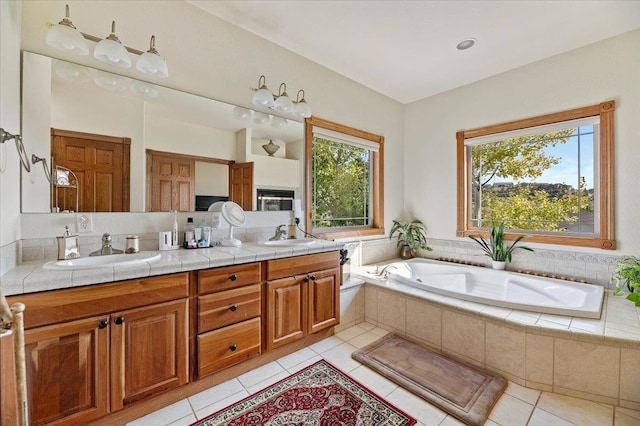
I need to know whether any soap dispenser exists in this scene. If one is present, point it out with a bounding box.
[57,226,80,260]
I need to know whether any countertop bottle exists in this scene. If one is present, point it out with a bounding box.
[184,217,196,248]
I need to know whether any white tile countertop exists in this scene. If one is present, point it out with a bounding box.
[0,240,345,296]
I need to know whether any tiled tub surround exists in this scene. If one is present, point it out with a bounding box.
[339,267,640,411]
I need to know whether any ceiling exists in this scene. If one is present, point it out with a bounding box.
[187,1,640,104]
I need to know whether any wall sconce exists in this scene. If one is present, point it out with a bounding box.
[45,4,168,78]
[250,75,312,118]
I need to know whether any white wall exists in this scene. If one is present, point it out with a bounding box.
[195,162,228,196]
[404,29,640,255]
[17,0,405,241]
[0,0,22,252]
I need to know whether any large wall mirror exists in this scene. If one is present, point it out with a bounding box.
[21,51,305,213]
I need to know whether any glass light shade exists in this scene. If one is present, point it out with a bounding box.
[54,60,90,82]
[252,111,269,124]
[136,52,169,78]
[252,88,275,107]
[233,106,252,120]
[273,94,294,113]
[270,116,287,128]
[46,24,89,55]
[94,39,132,68]
[94,71,128,92]
[129,80,159,99]
[294,100,312,118]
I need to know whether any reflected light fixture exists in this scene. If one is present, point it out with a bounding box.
[252,111,269,125]
[251,75,311,118]
[270,116,287,128]
[94,21,131,68]
[46,4,168,78]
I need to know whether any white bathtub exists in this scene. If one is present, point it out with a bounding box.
[381,259,604,319]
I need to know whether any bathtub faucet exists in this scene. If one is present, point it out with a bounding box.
[378,264,397,279]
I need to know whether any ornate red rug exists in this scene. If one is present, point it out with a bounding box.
[191,360,417,426]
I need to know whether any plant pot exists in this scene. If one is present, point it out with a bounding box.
[399,245,412,260]
[491,260,506,270]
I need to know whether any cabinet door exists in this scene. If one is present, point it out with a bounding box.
[266,277,306,351]
[110,299,188,410]
[307,268,340,334]
[24,316,109,426]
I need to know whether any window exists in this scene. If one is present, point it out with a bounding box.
[457,101,615,249]
[305,117,384,239]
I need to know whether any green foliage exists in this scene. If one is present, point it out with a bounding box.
[312,138,370,228]
[389,219,432,256]
[612,256,640,306]
[468,221,533,262]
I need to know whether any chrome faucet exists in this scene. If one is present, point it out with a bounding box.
[90,233,124,256]
[378,264,397,279]
[269,224,288,241]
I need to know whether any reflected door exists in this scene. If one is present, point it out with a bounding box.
[229,162,254,211]
[51,128,130,212]
[147,152,195,212]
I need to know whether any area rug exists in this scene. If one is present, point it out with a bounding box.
[352,333,506,426]
[192,359,416,426]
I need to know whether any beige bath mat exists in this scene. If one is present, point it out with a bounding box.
[352,333,506,426]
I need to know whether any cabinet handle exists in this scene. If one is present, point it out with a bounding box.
[310,275,316,281]
[303,276,309,283]
[229,304,238,312]
[229,344,237,352]
[114,316,125,325]
[230,274,238,281]
[97,320,109,329]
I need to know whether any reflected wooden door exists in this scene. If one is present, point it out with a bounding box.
[229,162,254,211]
[51,128,130,212]
[147,152,195,211]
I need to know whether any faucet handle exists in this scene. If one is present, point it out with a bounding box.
[102,233,112,244]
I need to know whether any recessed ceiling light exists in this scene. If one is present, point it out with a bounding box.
[456,38,476,50]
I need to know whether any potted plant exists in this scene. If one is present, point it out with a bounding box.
[468,221,533,269]
[612,256,640,306]
[390,219,432,259]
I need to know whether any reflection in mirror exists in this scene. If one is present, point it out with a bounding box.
[21,52,305,213]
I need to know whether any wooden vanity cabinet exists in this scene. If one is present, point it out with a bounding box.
[8,273,189,426]
[265,252,340,351]
[196,263,262,378]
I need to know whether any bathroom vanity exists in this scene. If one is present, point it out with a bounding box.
[4,245,342,425]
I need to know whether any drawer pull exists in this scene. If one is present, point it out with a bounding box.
[114,316,125,325]
[229,304,238,312]
[230,274,238,281]
[229,344,237,352]
[310,275,316,281]
[97,320,109,329]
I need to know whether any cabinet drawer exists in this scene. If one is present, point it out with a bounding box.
[266,251,339,280]
[198,263,261,294]
[197,317,261,377]
[198,284,261,333]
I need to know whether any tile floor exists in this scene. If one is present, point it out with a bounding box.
[128,323,640,426]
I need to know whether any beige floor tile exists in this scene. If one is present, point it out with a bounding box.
[616,407,640,420]
[537,392,614,426]
[194,390,248,420]
[384,387,447,425]
[370,326,390,337]
[320,341,360,372]
[187,378,244,412]
[527,408,576,426]
[308,335,343,354]
[236,361,286,388]
[127,399,193,426]
[504,381,541,405]
[483,420,501,426]
[245,370,290,394]
[615,411,640,426]
[285,354,322,374]
[488,393,534,426]
[348,330,383,348]
[336,323,368,341]
[275,347,317,370]
[438,415,466,425]
[348,365,398,398]
[358,321,376,331]
[166,414,197,426]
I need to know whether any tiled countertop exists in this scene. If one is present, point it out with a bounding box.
[1,240,345,296]
[347,260,640,349]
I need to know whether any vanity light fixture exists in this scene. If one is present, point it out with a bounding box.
[251,75,312,118]
[46,4,168,78]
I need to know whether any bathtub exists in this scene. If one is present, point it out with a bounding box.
[380,259,604,319]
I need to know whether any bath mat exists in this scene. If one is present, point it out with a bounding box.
[191,359,416,426]
[352,333,506,426]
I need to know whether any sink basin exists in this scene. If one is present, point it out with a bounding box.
[43,252,162,270]
[259,238,317,247]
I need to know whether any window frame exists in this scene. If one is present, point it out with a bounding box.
[305,116,384,240]
[456,100,615,250]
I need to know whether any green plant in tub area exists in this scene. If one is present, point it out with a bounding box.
[389,219,432,257]
[612,256,640,306]
[468,221,533,262]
